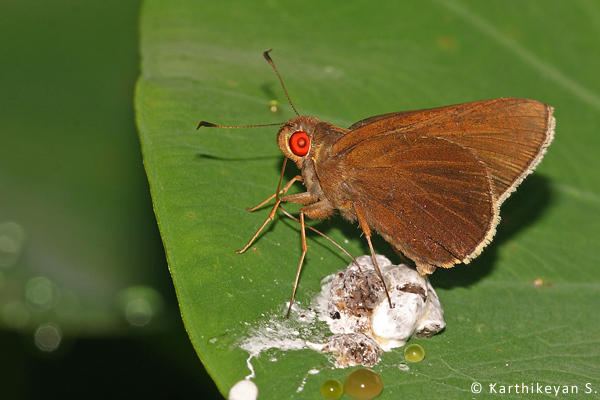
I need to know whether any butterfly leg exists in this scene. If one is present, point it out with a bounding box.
[246,175,303,212]
[236,198,283,253]
[236,175,306,253]
[280,199,334,318]
[286,211,308,319]
[353,204,393,309]
[278,207,359,267]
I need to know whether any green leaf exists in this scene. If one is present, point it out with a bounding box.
[136,0,600,398]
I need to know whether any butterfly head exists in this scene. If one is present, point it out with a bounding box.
[277,116,319,167]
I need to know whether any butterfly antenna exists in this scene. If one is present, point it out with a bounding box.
[263,50,300,117]
[197,121,284,130]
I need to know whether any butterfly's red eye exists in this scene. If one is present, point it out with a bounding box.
[289,131,310,156]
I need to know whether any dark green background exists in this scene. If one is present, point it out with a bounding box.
[0,1,219,398]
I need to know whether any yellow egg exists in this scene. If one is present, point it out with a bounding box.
[343,368,383,400]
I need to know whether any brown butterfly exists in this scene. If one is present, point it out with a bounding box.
[199,50,555,316]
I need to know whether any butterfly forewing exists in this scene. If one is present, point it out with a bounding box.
[326,98,554,273]
[336,98,554,203]
[439,99,554,203]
